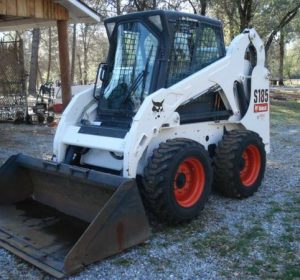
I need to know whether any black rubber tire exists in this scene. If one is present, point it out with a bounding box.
[37,113,45,124]
[47,115,55,124]
[141,138,212,224]
[213,130,266,198]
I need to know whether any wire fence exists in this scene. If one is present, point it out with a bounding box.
[0,40,26,121]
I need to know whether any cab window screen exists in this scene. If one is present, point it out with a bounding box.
[167,19,225,87]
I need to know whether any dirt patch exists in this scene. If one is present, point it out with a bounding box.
[0,124,54,165]
[270,87,300,101]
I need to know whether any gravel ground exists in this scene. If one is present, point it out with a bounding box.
[0,99,299,280]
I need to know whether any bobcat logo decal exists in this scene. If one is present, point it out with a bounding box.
[152,99,164,113]
[152,99,164,119]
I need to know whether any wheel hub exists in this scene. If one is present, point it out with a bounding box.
[173,157,205,208]
[240,144,261,187]
[175,173,186,189]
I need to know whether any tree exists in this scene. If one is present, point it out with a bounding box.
[28,28,40,96]
[284,39,300,80]
[46,27,52,82]
[210,0,259,39]
[188,0,209,15]
[71,24,77,84]
[79,24,98,84]
[264,2,300,55]
[132,0,158,11]
[210,0,240,41]
[235,0,259,31]
[278,31,285,85]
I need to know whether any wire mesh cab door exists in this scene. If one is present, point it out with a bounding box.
[166,18,226,87]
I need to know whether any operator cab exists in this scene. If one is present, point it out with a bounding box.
[98,22,158,115]
[93,10,226,129]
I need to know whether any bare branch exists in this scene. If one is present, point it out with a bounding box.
[188,0,197,14]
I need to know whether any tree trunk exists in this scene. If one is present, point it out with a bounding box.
[116,0,121,15]
[200,0,207,15]
[19,39,28,116]
[28,28,40,96]
[82,24,89,85]
[83,49,88,85]
[57,20,72,109]
[278,31,285,86]
[133,0,148,11]
[223,0,238,40]
[46,27,52,82]
[71,24,77,84]
[77,53,83,85]
[152,0,157,9]
[37,63,43,86]
[188,0,207,15]
[236,0,253,32]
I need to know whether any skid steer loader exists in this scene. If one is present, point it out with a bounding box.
[0,10,269,277]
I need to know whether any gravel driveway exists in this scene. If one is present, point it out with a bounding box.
[0,99,299,280]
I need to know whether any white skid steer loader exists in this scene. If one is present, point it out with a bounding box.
[0,10,269,277]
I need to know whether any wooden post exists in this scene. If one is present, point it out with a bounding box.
[57,20,72,109]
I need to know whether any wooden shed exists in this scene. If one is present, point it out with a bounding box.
[0,0,100,107]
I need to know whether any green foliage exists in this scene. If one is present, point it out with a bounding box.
[284,39,300,78]
[253,0,297,38]
[271,99,300,125]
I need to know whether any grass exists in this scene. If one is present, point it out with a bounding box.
[254,193,299,277]
[152,190,300,277]
[271,99,300,125]
[148,256,172,272]
[192,223,265,259]
[226,191,299,278]
[113,257,134,267]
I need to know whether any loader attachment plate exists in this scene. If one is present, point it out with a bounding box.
[0,154,151,277]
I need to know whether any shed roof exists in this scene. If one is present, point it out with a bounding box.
[0,0,100,32]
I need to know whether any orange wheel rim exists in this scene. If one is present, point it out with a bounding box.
[240,144,261,187]
[173,157,205,208]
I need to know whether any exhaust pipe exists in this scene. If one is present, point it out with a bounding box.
[0,154,151,278]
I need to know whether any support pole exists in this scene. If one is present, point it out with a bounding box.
[57,20,72,109]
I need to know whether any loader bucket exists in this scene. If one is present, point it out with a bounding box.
[0,154,151,278]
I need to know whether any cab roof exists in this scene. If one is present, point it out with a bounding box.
[104,10,222,27]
